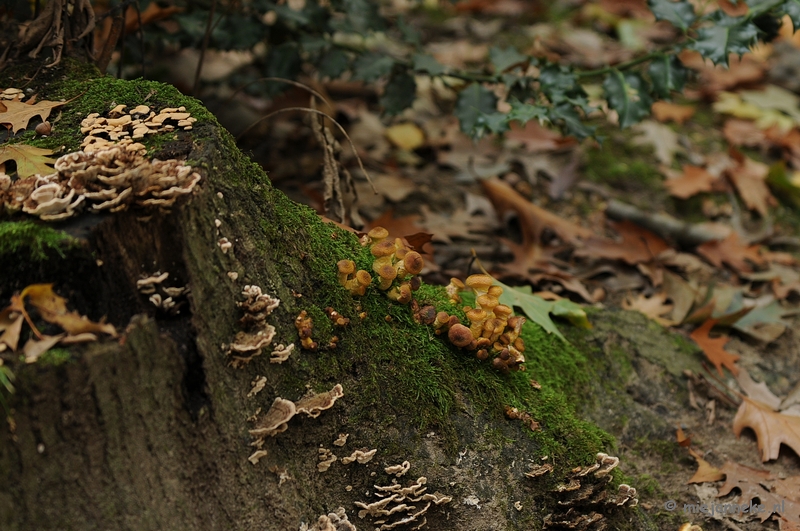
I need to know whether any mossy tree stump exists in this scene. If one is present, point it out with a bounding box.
[0,60,686,531]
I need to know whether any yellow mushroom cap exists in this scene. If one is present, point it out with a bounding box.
[493,304,513,319]
[378,264,397,281]
[337,259,356,275]
[448,324,474,348]
[488,285,503,298]
[465,274,494,293]
[371,240,396,258]
[477,294,498,311]
[402,251,424,276]
[368,226,389,242]
[355,270,372,286]
[466,308,487,323]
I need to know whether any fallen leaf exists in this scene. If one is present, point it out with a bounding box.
[632,120,680,165]
[0,96,68,133]
[664,165,719,199]
[419,204,488,243]
[385,122,425,151]
[575,220,670,265]
[0,307,23,352]
[737,368,782,411]
[726,149,776,216]
[690,319,740,376]
[687,447,724,483]
[622,292,675,326]
[23,334,65,363]
[696,232,764,274]
[651,101,696,124]
[722,118,766,147]
[21,284,117,337]
[505,119,577,152]
[676,426,692,447]
[733,397,800,462]
[0,144,56,178]
[716,461,800,523]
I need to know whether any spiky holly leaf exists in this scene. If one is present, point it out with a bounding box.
[603,70,653,128]
[490,46,528,73]
[778,0,800,31]
[381,70,416,116]
[538,64,586,105]
[548,104,595,139]
[470,111,510,138]
[412,53,447,76]
[690,12,759,66]
[353,53,395,82]
[342,0,385,33]
[455,83,498,135]
[647,0,696,31]
[648,54,688,98]
[507,99,548,126]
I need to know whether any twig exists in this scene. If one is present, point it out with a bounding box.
[223,77,335,113]
[236,107,375,193]
[193,0,218,96]
[95,8,124,73]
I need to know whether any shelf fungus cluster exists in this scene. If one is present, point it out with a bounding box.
[543,453,638,531]
[355,476,452,531]
[249,384,344,445]
[80,104,197,150]
[227,285,281,367]
[5,145,201,220]
[438,274,526,373]
[136,271,188,314]
[300,507,356,531]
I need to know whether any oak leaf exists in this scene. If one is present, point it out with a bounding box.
[734,396,800,462]
[664,165,719,199]
[717,461,800,523]
[575,220,670,265]
[0,144,57,178]
[21,284,117,337]
[690,319,740,376]
[0,97,67,133]
[726,149,776,216]
[651,101,696,124]
[686,447,724,483]
[697,231,764,274]
[622,292,675,326]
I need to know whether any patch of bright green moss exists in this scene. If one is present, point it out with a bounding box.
[0,221,76,261]
[37,348,72,366]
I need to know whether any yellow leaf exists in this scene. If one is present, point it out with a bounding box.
[385,123,425,151]
[0,144,56,178]
[0,97,66,133]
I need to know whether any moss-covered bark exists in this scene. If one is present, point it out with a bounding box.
[0,59,706,531]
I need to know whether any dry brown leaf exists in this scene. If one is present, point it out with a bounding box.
[664,165,719,199]
[734,396,800,462]
[21,284,117,337]
[0,97,67,133]
[679,50,767,96]
[622,292,675,326]
[696,231,764,274]
[651,101,696,124]
[0,307,23,352]
[676,426,692,447]
[575,220,670,265]
[23,334,65,364]
[723,118,766,147]
[716,461,800,524]
[686,447,724,483]
[0,144,56,178]
[726,149,776,216]
[690,319,740,376]
[505,120,577,152]
[737,368,782,411]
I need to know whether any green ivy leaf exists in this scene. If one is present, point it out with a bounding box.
[318,49,350,79]
[507,99,548,125]
[548,104,595,139]
[648,54,688,98]
[647,0,696,31]
[495,281,590,344]
[381,70,417,116]
[603,70,652,128]
[353,53,395,82]
[690,12,759,66]
[412,53,447,76]
[490,46,528,73]
[342,0,385,33]
[455,84,498,135]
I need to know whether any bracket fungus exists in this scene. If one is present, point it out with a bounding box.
[355,476,452,531]
[249,397,296,438]
[341,448,377,465]
[317,448,337,472]
[295,384,344,418]
[228,286,281,367]
[333,433,349,447]
[384,461,411,477]
[269,343,295,364]
[301,507,356,531]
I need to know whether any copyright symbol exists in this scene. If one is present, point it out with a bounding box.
[664,500,677,511]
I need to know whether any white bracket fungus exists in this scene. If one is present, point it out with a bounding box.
[384,461,411,477]
[249,397,296,438]
[317,448,337,472]
[356,477,451,530]
[341,448,377,465]
[295,384,344,418]
[333,433,349,447]
[247,376,267,398]
[300,507,356,531]
[247,449,268,465]
[269,343,295,364]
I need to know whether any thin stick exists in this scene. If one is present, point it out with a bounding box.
[193,0,218,96]
[224,77,334,113]
[95,8,124,73]
[236,107,376,192]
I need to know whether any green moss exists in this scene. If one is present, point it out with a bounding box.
[0,221,76,261]
[584,140,662,188]
[37,348,72,366]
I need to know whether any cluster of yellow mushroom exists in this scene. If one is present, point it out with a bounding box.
[336,226,424,304]
[437,274,526,373]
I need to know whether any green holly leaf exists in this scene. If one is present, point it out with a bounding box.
[538,64,586,105]
[507,99,548,125]
[548,104,595,139]
[381,70,416,116]
[647,0,696,31]
[490,46,528,73]
[648,54,688,98]
[690,12,759,66]
[318,49,350,79]
[455,84,498,136]
[342,0,385,33]
[353,53,395,82]
[776,0,800,31]
[470,112,510,138]
[603,70,652,128]
[495,281,590,344]
[412,53,447,76]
